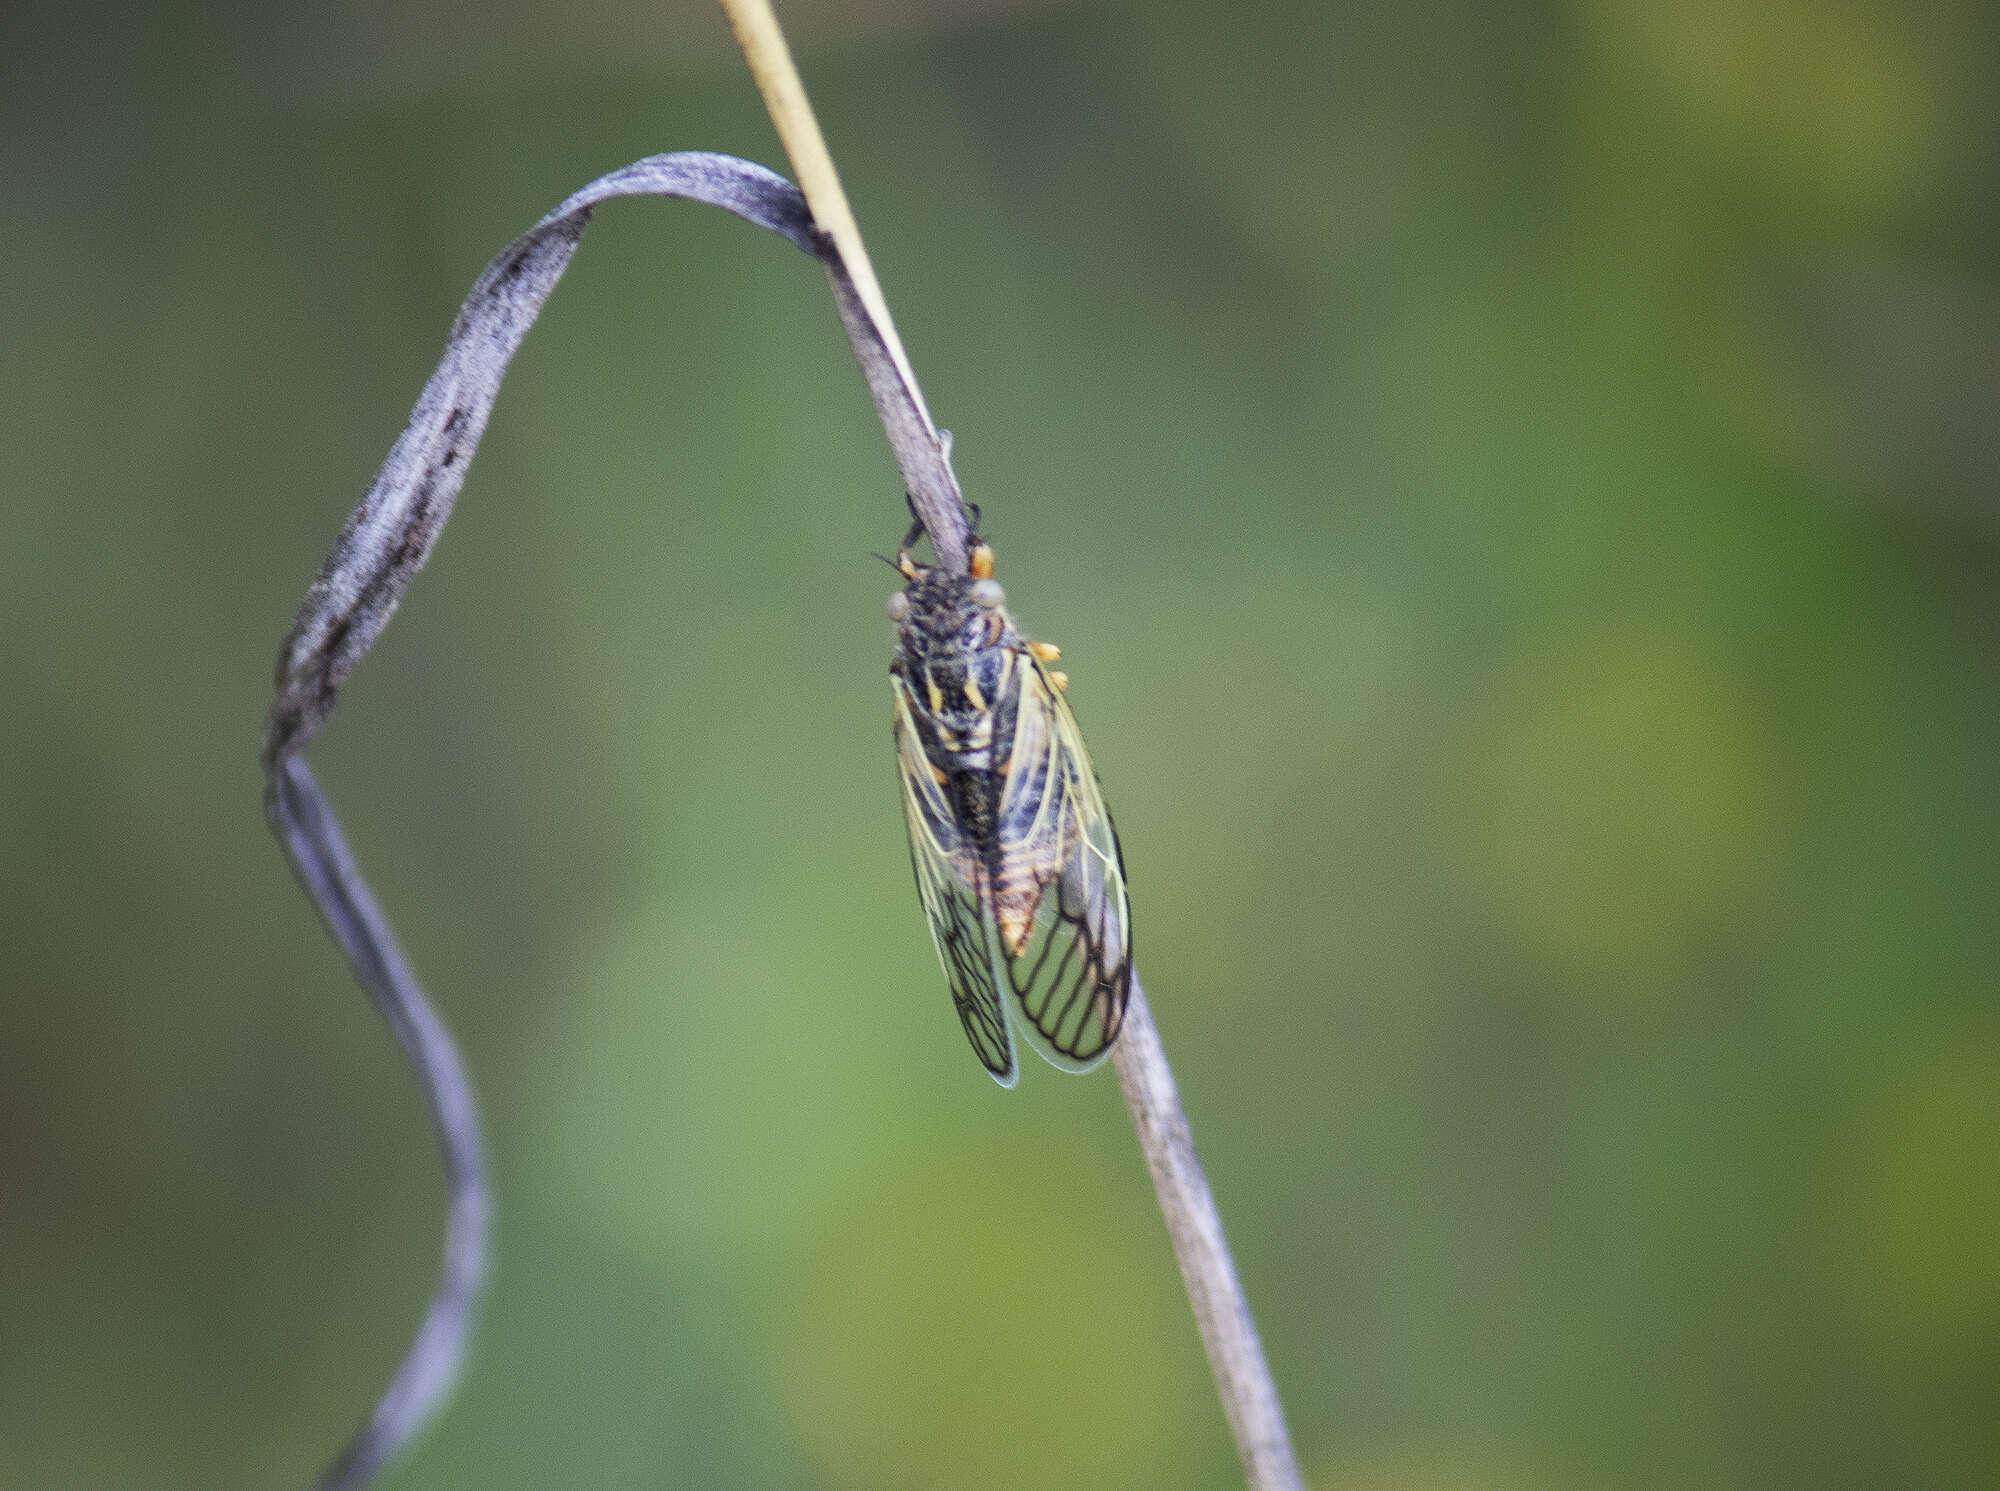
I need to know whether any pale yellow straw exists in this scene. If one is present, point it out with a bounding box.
[718,0,934,432]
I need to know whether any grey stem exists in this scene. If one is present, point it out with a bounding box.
[1112,980,1306,1491]
[268,758,490,1491]
[265,153,842,1490]
[818,268,971,574]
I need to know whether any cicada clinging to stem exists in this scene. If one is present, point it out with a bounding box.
[888,514,1133,1086]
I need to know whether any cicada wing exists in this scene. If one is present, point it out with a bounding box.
[893,678,1017,1086]
[993,652,1133,1072]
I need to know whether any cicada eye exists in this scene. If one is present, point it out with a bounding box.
[888,591,911,622]
[971,579,1005,609]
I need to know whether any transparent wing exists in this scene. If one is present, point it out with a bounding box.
[893,678,1017,1086]
[993,651,1133,1071]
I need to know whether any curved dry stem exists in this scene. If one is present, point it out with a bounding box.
[266,152,845,1489]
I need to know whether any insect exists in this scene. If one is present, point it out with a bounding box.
[888,513,1132,1086]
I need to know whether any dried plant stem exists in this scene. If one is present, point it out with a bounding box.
[715,7,1305,1487]
[267,152,830,1490]
[1114,979,1304,1491]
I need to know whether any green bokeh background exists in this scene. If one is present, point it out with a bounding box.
[6,1,2000,1487]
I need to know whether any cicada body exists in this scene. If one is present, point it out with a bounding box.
[889,530,1132,1086]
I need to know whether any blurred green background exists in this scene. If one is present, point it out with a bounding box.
[5,0,2000,1486]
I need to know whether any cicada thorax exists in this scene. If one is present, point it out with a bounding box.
[897,618,1014,828]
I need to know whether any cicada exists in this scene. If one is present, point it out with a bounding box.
[888,519,1132,1086]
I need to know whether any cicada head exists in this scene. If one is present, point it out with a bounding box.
[888,542,1011,675]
